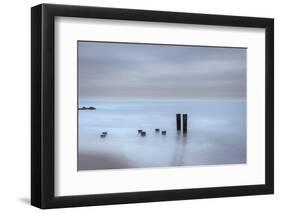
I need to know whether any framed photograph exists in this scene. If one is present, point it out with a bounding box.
[31,3,274,209]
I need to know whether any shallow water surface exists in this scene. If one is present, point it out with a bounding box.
[78,100,246,170]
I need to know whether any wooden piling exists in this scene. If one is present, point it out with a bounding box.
[176,114,181,130]
[141,131,146,136]
[183,114,187,133]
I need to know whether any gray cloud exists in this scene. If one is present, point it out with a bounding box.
[78,41,246,100]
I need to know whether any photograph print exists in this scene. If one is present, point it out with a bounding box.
[78,41,246,171]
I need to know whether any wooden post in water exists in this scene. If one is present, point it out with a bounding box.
[183,114,187,133]
[176,114,181,131]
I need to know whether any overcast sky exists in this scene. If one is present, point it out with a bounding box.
[78,41,246,100]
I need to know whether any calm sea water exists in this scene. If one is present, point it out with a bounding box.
[78,100,246,170]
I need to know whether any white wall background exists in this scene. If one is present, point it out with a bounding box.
[0,0,279,212]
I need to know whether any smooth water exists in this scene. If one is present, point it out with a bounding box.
[78,100,246,170]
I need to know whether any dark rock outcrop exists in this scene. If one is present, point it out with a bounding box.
[78,106,96,110]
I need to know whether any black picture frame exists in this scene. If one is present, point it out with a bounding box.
[31,3,274,209]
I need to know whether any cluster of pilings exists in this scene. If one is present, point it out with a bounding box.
[138,128,167,137]
[138,129,146,136]
[176,113,188,133]
[99,114,188,139]
[100,131,108,138]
